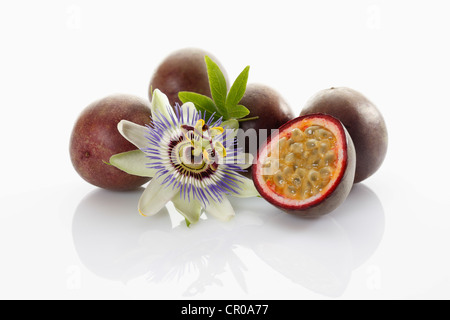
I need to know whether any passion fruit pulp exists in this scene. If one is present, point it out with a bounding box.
[252,114,356,217]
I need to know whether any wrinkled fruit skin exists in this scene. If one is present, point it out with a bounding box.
[149,48,228,107]
[301,87,388,183]
[238,84,295,177]
[70,95,152,191]
[252,114,356,218]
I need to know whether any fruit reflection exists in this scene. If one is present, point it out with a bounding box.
[72,184,384,297]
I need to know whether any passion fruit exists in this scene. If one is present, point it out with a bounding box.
[300,87,387,183]
[238,84,295,154]
[252,114,356,218]
[70,94,152,191]
[149,48,228,106]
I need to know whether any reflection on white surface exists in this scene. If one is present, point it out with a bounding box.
[72,184,384,297]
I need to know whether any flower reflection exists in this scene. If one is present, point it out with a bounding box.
[72,184,384,297]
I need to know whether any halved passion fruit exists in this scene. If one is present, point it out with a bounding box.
[252,114,356,217]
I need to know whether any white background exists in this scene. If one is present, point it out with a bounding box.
[1,0,449,300]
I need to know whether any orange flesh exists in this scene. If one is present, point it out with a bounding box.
[262,125,338,201]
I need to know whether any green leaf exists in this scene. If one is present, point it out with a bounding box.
[226,66,250,111]
[227,104,250,119]
[205,56,228,117]
[109,150,157,178]
[178,91,217,118]
[179,56,254,126]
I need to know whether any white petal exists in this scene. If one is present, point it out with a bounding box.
[203,196,235,222]
[109,150,157,177]
[118,120,148,150]
[181,102,198,124]
[230,175,260,198]
[151,89,174,123]
[236,153,254,169]
[138,175,179,216]
[171,196,202,225]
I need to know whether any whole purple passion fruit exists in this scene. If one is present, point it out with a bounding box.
[252,114,356,218]
[149,48,228,106]
[300,87,388,183]
[70,94,152,191]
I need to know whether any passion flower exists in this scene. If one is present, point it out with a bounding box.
[109,89,258,225]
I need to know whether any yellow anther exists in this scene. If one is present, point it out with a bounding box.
[214,141,227,157]
[203,149,210,162]
[210,126,224,137]
[195,119,206,132]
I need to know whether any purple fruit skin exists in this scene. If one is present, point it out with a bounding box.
[70,94,152,191]
[149,48,228,107]
[301,87,388,183]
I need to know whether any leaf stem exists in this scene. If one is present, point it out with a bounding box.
[237,116,259,123]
